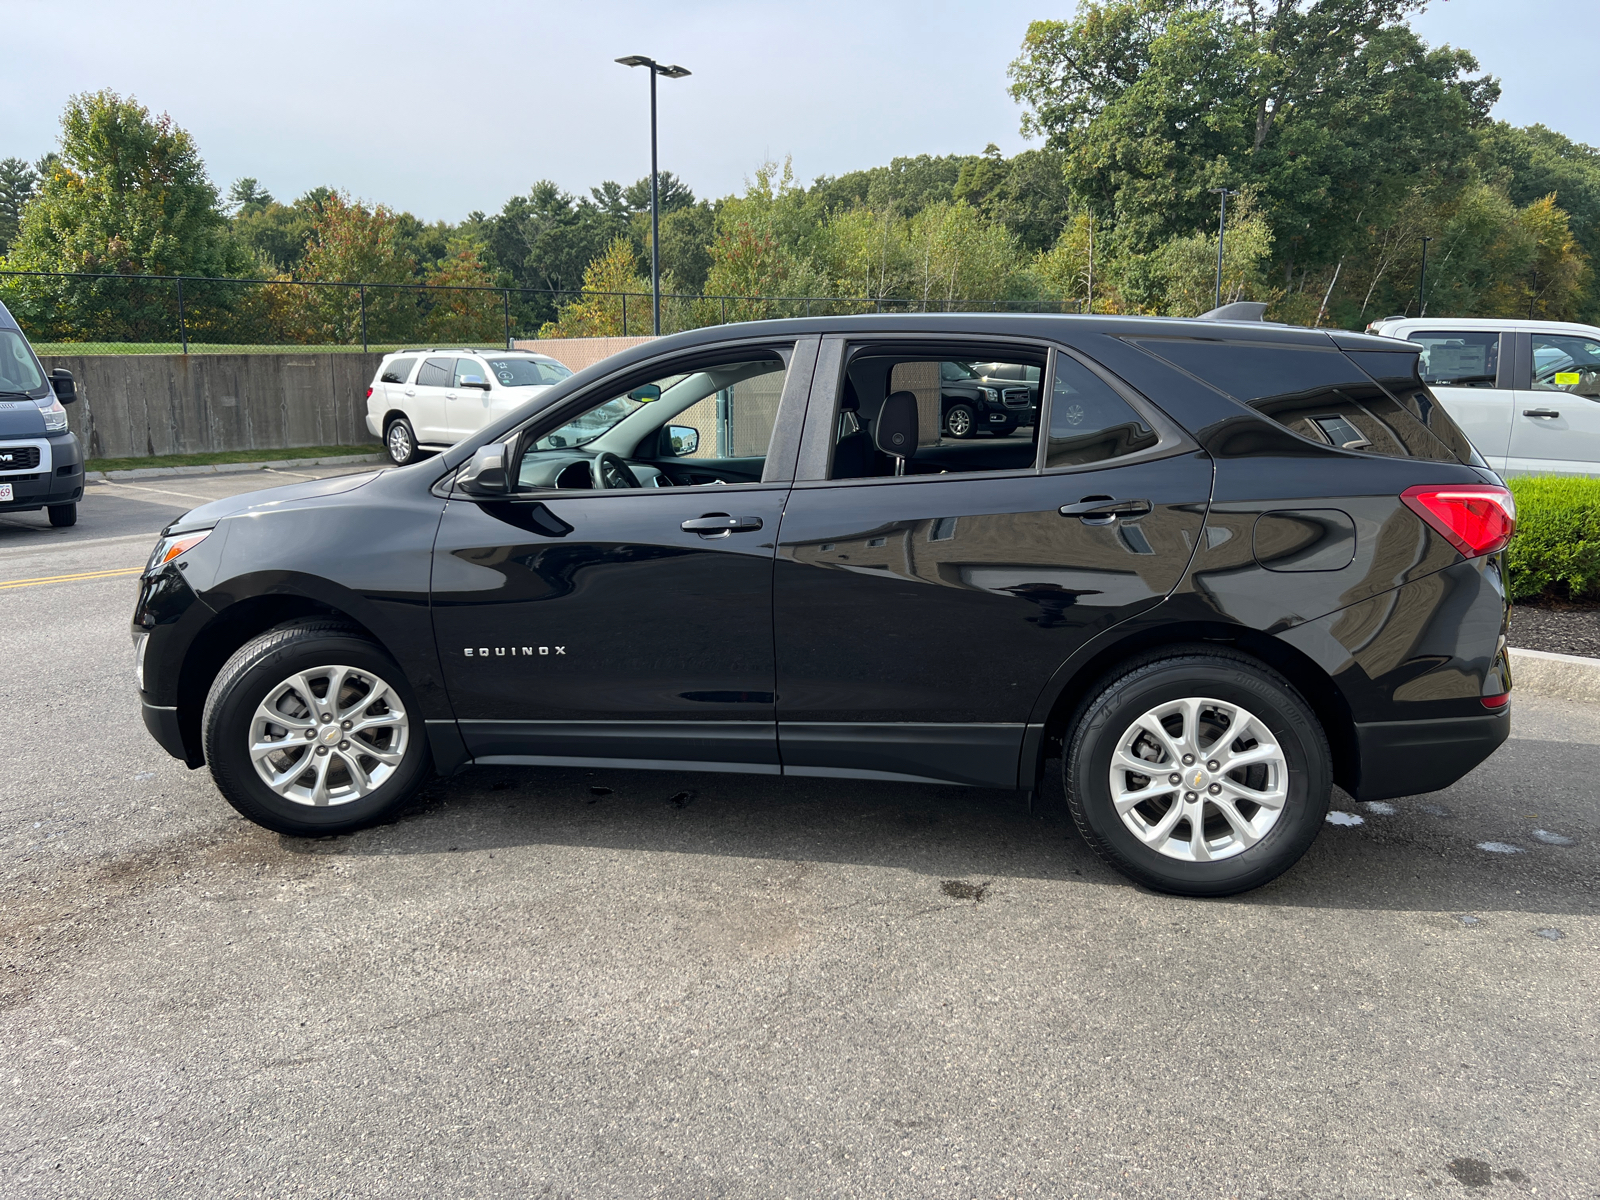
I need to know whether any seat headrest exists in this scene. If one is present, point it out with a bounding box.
[874,390,918,459]
[841,377,861,413]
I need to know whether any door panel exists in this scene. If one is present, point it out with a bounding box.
[432,487,788,767]
[410,356,456,443]
[447,359,493,439]
[1509,331,1600,475]
[772,453,1212,786]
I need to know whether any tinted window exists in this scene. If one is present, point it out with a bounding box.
[1408,331,1500,388]
[1046,355,1158,469]
[1532,334,1600,397]
[1343,349,1483,467]
[379,357,415,385]
[416,357,454,388]
[1137,338,1458,463]
[830,351,1044,480]
[486,357,572,387]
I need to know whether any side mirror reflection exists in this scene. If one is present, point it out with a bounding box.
[50,368,77,404]
[666,424,699,456]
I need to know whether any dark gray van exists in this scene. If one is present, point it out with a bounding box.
[0,300,83,527]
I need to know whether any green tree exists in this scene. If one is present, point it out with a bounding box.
[226,177,274,216]
[2,90,249,340]
[1008,1,1499,283]
[0,157,38,256]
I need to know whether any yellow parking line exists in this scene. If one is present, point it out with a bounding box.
[0,566,144,590]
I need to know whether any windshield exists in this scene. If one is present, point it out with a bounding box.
[486,357,572,387]
[535,398,642,449]
[0,329,46,396]
[941,360,979,381]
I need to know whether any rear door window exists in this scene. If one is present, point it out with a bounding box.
[416,357,454,388]
[1408,331,1501,389]
[1045,354,1160,469]
[1134,338,1460,462]
[1531,334,1600,397]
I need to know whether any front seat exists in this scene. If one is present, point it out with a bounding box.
[832,376,877,479]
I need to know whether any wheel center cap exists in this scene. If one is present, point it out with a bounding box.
[322,726,341,745]
[1188,767,1208,792]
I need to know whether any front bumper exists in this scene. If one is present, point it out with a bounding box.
[1351,707,1511,801]
[0,431,82,510]
[141,700,191,763]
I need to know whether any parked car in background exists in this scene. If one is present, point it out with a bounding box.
[367,348,573,465]
[137,313,1513,898]
[1365,315,1600,476]
[0,300,83,527]
[939,359,1040,438]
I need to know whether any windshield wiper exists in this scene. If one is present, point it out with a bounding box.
[0,389,45,400]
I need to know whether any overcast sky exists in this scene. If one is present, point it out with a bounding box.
[6,0,1596,224]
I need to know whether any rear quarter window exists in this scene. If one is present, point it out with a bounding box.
[1132,338,1462,463]
[380,357,416,385]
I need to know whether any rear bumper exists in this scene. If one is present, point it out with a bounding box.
[366,413,382,438]
[1351,707,1511,801]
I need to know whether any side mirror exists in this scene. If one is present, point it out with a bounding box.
[459,375,491,391]
[664,424,699,456]
[457,441,511,495]
[50,368,77,404]
[629,383,662,403]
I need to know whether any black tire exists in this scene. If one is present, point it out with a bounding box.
[202,621,432,836]
[1064,647,1331,897]
[945,403,977,439]
[48,503,77,527]
[385,417,420,465]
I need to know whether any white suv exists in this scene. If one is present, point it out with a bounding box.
[1366,316,1600,476]
[365,349,573,465]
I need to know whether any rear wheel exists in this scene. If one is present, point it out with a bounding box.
[48,503,77,527]
[202,622,432,836]
[1064,648,1331,896]
[385,417,419,465]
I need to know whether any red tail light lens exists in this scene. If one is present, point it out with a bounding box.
[1481,692,1511,710]
[365,386,373,399]
[1400,484,1515,558]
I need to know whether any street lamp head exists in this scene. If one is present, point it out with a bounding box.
[615,55,690,78]
[615,55,654,68]
[657,64,691,78]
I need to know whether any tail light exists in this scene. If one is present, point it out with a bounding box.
[1481,692,1510,710]
[1400,484,1515,558]
[365,386,373,399]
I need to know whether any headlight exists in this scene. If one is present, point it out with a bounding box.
[40,397,68,432]
[978,387,998,402]
[146,528,213,574]
[134,631,150,690]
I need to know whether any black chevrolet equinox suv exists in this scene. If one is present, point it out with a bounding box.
[134,315,1515,896]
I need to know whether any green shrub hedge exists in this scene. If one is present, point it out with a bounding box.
[1506,476,1600,602]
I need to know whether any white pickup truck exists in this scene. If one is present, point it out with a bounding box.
[1365,316,1600,476]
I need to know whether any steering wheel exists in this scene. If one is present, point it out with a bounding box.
[591,452,641,490]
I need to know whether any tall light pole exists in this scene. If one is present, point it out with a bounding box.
[1209,188,1237,312]
[615,55,691,337]
[1417,235,1433,317]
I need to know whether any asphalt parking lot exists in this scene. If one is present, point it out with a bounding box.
[2,468,1596,1199]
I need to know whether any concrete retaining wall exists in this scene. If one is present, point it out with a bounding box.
[40,352,384,460]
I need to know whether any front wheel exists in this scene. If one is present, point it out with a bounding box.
[385,417,420,465]
[48,503,77,527]
[202,622,432,836]
[1064,648,1331,896]
[945,403,977,439]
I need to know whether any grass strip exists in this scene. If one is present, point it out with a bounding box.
[87,445,379,473]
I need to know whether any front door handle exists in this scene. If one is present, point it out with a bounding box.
[1060,497,1152,524]
[681,514,764,536]
[1523,408,1561,418]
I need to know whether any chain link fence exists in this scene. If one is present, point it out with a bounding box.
[0,270,1081,356]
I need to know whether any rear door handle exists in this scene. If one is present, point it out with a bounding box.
[1523,408,1561,418]
[1059,498,1152,524]
[681,514,764,535]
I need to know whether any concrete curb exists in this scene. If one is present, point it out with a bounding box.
[1508,647,1600,703]
[86,453,383,483]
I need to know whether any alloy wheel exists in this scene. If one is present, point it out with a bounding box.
[248,664,410,806]
[1107,696,1288,862]
[387,423,413,464]
[947,408,972,436]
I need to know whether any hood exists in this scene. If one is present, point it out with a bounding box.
[171,469,384,530]
[0,397,48,438]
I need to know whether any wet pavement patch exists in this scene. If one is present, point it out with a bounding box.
[1475,842,1524,854]
[667,790,694,809]
[1536,928,1565,941]
[1360,801,1397,816]
[1325,811,1364,826]
[1417,804,1451,817]
[1453,914,1484,926]
[941,880,988,903]
[1445,1157,1494,1187]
